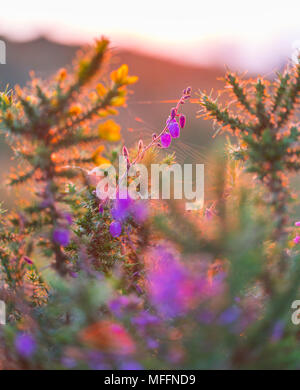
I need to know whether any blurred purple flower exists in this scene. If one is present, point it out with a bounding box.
[111,192,133,221]
[109,295,141,318]
[295,221,300,227]
[271,321,284,342]
[110,221,122,237]
[64,213,73,225]
[87,351,111,370]
[61,357,77,369]
[131,311,160,330]
[53,228,70,247]
[147,338,159,349]
[294,235,300,244]
[219,306,241,325]
[147,248,200,318]
[120,361,143,370]
[15,333,36,358]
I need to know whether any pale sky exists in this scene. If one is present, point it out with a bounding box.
[0,0,300,71]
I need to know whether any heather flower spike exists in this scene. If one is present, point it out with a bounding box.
[122,146,129,158]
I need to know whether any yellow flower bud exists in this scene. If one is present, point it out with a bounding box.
[110,96,126,107]
[69,104,82,116]
[96,83,107,97]
[92,145,111,166]
[98,120,121,142]
[126,76,139,85]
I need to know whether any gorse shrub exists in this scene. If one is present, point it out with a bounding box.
[0,39,300,370]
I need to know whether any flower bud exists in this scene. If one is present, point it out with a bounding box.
[179,115,186,128]
[170,108,176,120]
[138,139,144,153]
[122,146,129,157]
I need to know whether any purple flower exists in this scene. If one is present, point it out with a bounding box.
[219,306,241,325]
[168,121,180,138]
[120,361,143,370]
[109,295,141,318]
[64,213,73,225]
[147,247,199,318]
[179,115,186,128]
[53,228,70,247]
[15,333,36,358]
[87,351,111,370]
[61,357,77,369]
[294,235,300,244]
[111,192,133,221]
[132,311,160,329]
[110,221,122,237]
[147,338,159,349]
[271,321,284,342]
[161,133,172,148]
[109,296,131,317]
[295,221,300,227]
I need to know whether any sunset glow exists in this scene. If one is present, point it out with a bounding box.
[0,0,299,70]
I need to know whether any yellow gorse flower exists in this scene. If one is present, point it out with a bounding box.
[96,83,107,97]
[98,119,121,142]
[69,104,82,116]
[110,96,126,107]
[92,145,111,166]
[110,64,138,85]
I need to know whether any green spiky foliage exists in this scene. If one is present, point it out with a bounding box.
[2,42,300,371]
[198,57,300,245]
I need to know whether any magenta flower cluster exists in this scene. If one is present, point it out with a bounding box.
[294,221,300,244]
